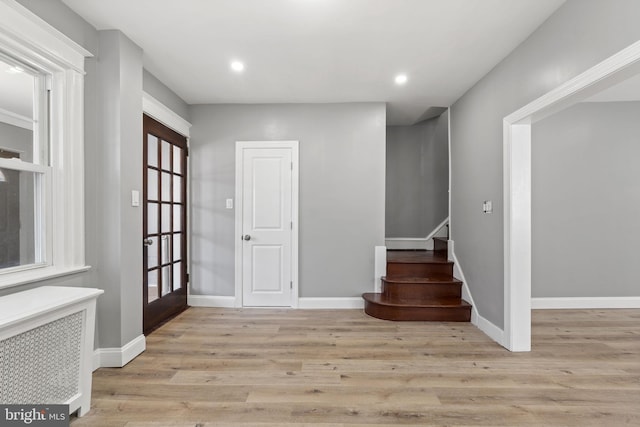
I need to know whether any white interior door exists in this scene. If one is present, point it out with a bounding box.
[239,143,297,307]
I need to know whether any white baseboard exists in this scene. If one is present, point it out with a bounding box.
[385,238,432,250]
[298,297,364,309]
[385,217,449,251]
[93,334,146,370]
[450,241,506,348]
[188,295,236,308]
[472,311,505,346]
[532,297,640,309]
[187,295,364,309]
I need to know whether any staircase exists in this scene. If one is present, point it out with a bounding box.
[363,237,472,321]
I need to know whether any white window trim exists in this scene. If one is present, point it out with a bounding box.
[0,0,92,289]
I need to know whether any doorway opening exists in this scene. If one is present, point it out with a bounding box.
[503,40,640,351]
[385,110,450,250]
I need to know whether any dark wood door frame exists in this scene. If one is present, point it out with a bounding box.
[143,114,188,334]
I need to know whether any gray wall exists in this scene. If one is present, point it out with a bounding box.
[143,69,190,123]
[532,101,640,298]
[450,0,640,328]
[386,111,448,237]
[93,30,144,347]
[189,103,386,298]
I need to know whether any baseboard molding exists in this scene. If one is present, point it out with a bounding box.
[532,297,640,309]
[472,311,505,346]
[385,238,431,250]
[385,218,449,251]
[93,334,146,371]
[186,295,364,309]
[188,295,237,308]
[450,241,506,348]
[298,297,364,309]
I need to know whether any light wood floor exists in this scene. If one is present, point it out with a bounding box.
[71,308,640,426]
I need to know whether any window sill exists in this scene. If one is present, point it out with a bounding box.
[0,265,92,291]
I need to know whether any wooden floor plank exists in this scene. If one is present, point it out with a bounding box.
[70,307,640,426]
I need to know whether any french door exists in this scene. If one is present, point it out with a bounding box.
[143,114,188,334]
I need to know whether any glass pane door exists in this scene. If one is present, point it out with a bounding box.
[143,114,188,334]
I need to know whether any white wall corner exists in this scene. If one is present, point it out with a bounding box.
[298,297,364,309]
[374,246,387,293]
[532,297,640,309]
[93,334,146,370]
[188,295,236,308]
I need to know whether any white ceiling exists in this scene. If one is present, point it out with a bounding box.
[62,0,565,125]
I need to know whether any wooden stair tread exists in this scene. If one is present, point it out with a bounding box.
[363,293,471,308]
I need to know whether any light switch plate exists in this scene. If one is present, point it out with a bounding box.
[483,200,492,213]
[226,198,233,209]
[131,190,140,207]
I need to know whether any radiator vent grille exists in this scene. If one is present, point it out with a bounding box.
[0,311,83,404]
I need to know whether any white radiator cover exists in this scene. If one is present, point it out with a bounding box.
[0,286,103,416]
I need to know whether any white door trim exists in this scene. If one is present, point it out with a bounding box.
[142,92,192,138]
[234,141,299,308]
[503,40,640,352]
[142,96,192,301]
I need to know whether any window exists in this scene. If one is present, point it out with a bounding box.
[0,55,48,272]
[0,1,91,288]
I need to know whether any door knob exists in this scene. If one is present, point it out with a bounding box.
[143,238,153,246]
[243,235,251,241]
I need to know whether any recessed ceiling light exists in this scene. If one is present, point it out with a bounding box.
[230,61,245,73]
[395,74,408,85]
